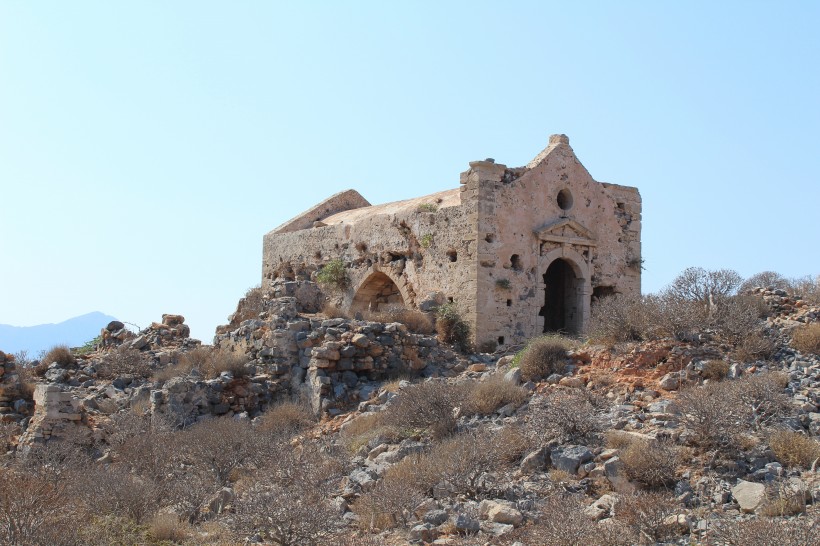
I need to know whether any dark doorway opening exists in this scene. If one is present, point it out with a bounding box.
[540,259,579,333]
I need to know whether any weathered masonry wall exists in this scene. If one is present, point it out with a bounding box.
[261,134,641,349]
[468,135,641,348]
[262,189,479,325]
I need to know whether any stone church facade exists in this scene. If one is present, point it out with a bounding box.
[262,134,641,348]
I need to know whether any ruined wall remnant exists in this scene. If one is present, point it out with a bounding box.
[262,135,641,348]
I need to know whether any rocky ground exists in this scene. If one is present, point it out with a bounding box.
[1,284,819,545]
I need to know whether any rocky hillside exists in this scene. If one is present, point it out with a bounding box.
[1,279,819,545]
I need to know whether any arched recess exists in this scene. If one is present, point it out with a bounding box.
[536,247,591,334]
[351,268,411,313]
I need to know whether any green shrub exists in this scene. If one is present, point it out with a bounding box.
[518,335,575,381]
[434,303,471,352]
[420,234,434,248]
[495,278,511,290]
[416,203,438,212]
[315,259,348,290]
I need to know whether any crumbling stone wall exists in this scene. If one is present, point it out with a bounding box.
[262,134,641,348]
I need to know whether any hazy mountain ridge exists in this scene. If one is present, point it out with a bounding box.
[0,311,117,355]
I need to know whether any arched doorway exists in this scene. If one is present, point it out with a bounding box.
[351,272,406,313]
[539,258,583,334]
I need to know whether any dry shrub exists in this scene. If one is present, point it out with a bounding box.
[791,275,820,305]
[605,430,636,450]
[158,347,249,381]
[733,330,776,362]
[709,514,820,545]
[321,302,348,319]
[620,439,680,489]
[768,430,820,469]
[256,401,315,437]
[382,380,463,438]
[232,446,343,546]
[531,389,609,444]
[512,493,633,546]
[701,359,731,381]
[41,344,75,367]
[340,412,401,453]
[361,306,434,334]
[148,513,189,542]
[739,270,792,293]
[674,373,789,449]
[758,479,808,517]
[74,516,151,546]
[351,455,436,531]
[588,294,655,344]
[517,335,576,381]
[792,323,820,355]
[430,427,529,497]
[96,346,152,379]
[462,375,529,416]
[0,467,75,545]
[674,382,739,448]
[614,491,681,543]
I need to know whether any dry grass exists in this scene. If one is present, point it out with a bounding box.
[96,346,152,379]
[148,513,190,542]
[701,359,731,380]
[792,323,820,355]
[40,344,74,367]
[605,430,637,450]
[361,306,434,334]
[340,412,402,453]
[153,347,249,382]
[517,335,576,381]
[256,401,315,437]
[620,438,681,489]
[461,375,529,416]
[768,430,820,469]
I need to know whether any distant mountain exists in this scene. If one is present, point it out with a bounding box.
[0,312,118,356]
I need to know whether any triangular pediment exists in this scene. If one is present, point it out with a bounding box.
[534,218,597,246]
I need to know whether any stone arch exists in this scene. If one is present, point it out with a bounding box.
[350,267,412,313]
[536,247,591,334]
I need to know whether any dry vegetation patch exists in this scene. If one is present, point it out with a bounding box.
[516,335,576,381]
[768,430,820,469]
[792,323,820,355]
[461,375,529,416]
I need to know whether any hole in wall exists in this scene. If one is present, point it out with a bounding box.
[497,336,505,345]
[485,233,495,243]
[557,189,573,211]
[510,254,522,272]
[447,296,454,303]
[446,249,457,262]
[506,299,512,307]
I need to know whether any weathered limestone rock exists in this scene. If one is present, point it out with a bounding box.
[731,480,766,513]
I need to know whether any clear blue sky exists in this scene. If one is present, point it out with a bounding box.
[1,1,818,341]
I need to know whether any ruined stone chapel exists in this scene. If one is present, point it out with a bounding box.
[262,134,641,348]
